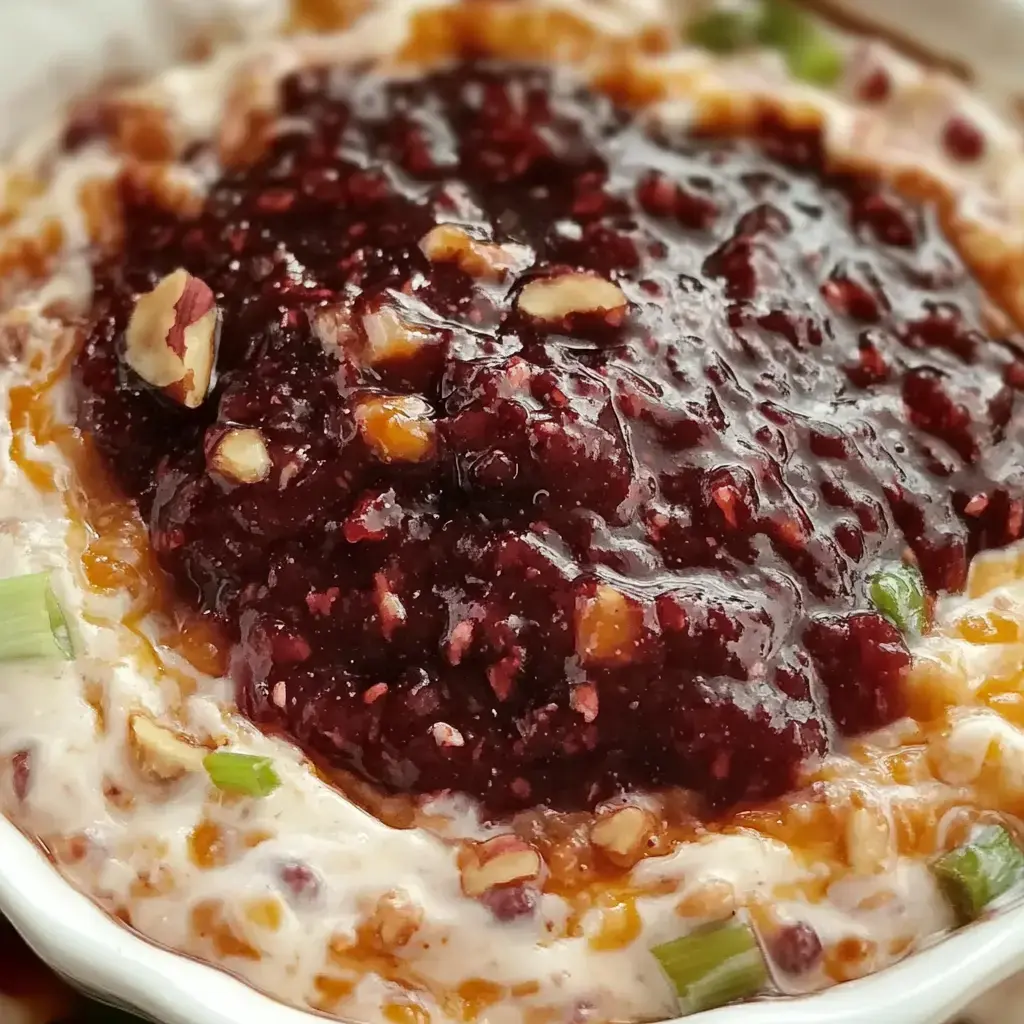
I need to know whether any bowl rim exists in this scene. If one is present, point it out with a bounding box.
[1,813,1022,1024]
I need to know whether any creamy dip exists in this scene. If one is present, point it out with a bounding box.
[1,3,1024,1023]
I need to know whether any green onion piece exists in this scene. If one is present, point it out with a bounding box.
[757,0,843,86]
[932,825,1024,923]
[687,8,761,54]
[783,34,843,85]
[869,563,926,636]
[756,0,810,48]
[651,918,769,1014]
[203,751,281,797]
[0,572,73,660]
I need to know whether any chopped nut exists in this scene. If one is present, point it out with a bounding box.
[363,682,389,705]
[209,427,272,484]
[446,620,475,665]
[575,585,643,665]
[218,60,277,168]
[374,573,408,638]
[570,681,599,723]
[356,395,436,463]
[517,272,627,323]
[845,806,892,875]
[590,805,656,868]
[124,268,218,408]
[420,224,532,280]
[361,890,424,950]
[312,304,358,357]
[128,713,208,780]
[431,721,465,747]
[964,493,989,517]
[487,651,521,701]
[363,306,435,365]
[460,835,543,898]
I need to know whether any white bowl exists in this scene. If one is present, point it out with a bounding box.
[2,2,1024,1023]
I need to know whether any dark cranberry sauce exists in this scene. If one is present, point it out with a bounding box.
[74,63,1024,815]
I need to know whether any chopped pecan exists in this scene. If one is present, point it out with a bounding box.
[128,713,208,780]
[460,835,544,898]
[124,268,218,408]
[517,272,626,323]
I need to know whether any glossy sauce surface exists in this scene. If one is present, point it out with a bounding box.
[74,63,1024,815]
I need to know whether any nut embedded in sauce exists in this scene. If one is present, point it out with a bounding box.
[123,268,218,408]
[419,224,533,280]
[361,890,424,951]
[460,836,544,899]
[589,806,656,868]
[516,271,627,323]
[208,428,272,485]
[362,306,436,366]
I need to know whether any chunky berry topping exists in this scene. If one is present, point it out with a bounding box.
[74,63,1024,814]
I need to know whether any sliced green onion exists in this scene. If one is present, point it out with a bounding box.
[756,0,810,48]
[651,918,769,1014]
[783,35,843,86]
[932,825,1024,923]
[203,751,281,797]
[869,563,926,636]
[687,8,761,54]
[757,0,843,86]
[0,572,73,660]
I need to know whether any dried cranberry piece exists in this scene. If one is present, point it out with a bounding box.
[770,921,824,974]
[857,68,892,104]
[636,171,719,230]
[942,115,985,162]
[902,368,977,463]
[851,193,916,248]
[902,308,978,362]
[703,237,759,300]
[479,884,539,921]
[844,332,890,388]
[1006,361,1024,390]
[821,266,885,323]
[277,861,322,904]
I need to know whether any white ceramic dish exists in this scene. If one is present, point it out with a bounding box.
[1,2,1024,1023]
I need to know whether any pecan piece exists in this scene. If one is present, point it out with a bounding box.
[124,268,219,408]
